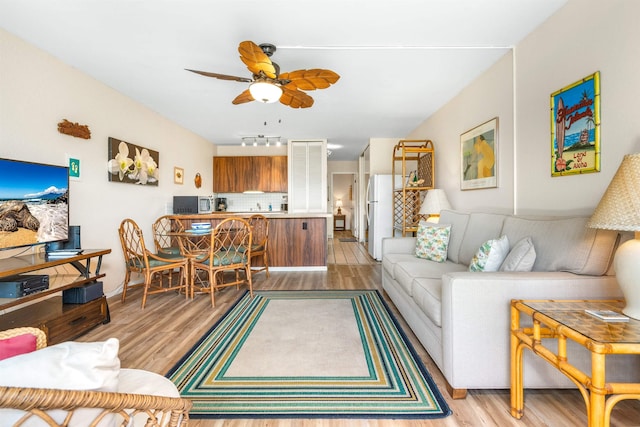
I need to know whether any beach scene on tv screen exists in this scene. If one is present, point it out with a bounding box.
[0,160,69,250]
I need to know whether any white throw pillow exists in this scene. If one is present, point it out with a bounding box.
[0,338,120,426]
[469,235,510,272]
[414,221,451,263]
[500,236,537,272]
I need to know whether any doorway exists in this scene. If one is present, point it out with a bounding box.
[330,172,357,237]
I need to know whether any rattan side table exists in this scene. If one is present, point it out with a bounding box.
[510,299,640,427]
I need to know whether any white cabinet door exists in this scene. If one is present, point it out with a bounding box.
[288,140,327,213]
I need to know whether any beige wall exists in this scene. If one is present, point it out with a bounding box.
[0,29,215,296]
[407,0,640,216]
[368,138,400,175]
[515,0,640,214]
[2,0,638,296]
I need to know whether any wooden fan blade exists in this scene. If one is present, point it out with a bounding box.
[279,69,340,91]
[185,69,253,83]
[232,89,255,105]
[238,41,277,79]
[280,87,314,109]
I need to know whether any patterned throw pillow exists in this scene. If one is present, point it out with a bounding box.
[414,222,451,262]
[469,235,510,272]
[499,236,537,272]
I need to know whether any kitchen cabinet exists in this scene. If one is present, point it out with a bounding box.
[213,156,287,193]
[288,140,327,212]
[171,214,327,267]
[268,156,288,192]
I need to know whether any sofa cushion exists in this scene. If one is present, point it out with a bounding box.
[414,222,451,262]
[458,213,507,265]
[116,368,181,426]
[412,278,443,327]
[395,260,467,296]
[469,235,510,272]
[500,236,537,272]
[500,216,618,275]
[439,210,470,264]
[382,253,417,279]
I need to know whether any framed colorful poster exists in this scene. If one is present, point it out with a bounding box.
[461,117,498,190]
[550,71,600,177]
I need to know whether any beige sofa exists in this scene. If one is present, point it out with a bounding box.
[382,209,637,398]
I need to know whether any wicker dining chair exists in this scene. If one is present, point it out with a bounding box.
[248,214,270,278]
[118,218,189,309]
[191,217,253,307]
[152,215,184,258]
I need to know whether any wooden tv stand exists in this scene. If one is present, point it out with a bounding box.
[0,249,111,345]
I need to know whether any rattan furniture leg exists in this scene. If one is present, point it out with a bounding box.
[510,299,640,427]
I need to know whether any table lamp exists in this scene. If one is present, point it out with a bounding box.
[336,199,343,215]
[419,189,452,223]
[587,153,640,320]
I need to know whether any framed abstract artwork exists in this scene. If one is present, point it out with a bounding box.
[460,117,498,190]
[107,137,159,186]
[550,71,600,177]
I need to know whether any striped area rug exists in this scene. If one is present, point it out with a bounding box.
[166,290,451,419]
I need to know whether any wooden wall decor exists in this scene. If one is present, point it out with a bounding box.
[58,119,91,139]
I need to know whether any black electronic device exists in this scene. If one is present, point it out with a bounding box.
[63,281,103,304]
[64,225,81,249]
[0,274,49,298]
[173,196,198,214]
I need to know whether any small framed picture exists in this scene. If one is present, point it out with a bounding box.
[460,118,498,190]
[174,167,184,184]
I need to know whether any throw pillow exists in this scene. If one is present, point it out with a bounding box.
[414,221,451,263]
[469,235,510,272]
[0,334,37,361]
[500,236,537,272]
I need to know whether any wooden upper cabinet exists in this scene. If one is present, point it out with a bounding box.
[213,157,251,193]
[268,156,288,193]
[213,156,288,193]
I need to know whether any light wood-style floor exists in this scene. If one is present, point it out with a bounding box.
[80,232,640,427]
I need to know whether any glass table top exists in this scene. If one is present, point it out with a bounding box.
[520,300,640,344]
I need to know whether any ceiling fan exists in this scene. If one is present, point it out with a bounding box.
[186,41,340,108]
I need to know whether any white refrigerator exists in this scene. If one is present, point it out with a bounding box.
[366,174,401,261]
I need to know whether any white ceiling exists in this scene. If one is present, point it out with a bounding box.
[0,0,567,160]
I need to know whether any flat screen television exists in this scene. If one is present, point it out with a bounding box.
[0,158,69,251]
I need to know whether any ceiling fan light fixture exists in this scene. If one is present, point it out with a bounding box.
[249,81,282,103]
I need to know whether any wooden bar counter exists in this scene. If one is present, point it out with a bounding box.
[169,213,329,269]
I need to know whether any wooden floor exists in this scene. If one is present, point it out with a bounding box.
[79,232,640,427]
[327,230,376,265]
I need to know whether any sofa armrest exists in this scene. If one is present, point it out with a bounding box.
[0,384,191,427]
[439,271,622,389]
[382,237,416,255]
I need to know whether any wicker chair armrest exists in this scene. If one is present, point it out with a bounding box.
[0,386,191,427]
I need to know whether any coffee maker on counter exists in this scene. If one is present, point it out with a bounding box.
[280,195,288,212]
[215,197,227,211]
